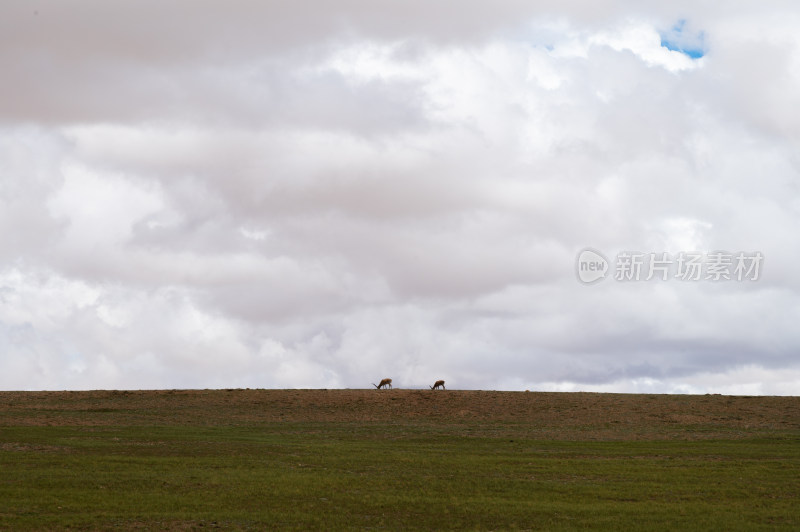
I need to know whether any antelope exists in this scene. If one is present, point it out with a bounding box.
[373,378,392,389]
[430,380,445,390]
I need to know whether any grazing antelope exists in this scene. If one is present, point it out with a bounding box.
[373,378,392,389]
[430,380,445,390]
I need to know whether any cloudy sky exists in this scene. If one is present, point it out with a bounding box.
[2,1,799,393]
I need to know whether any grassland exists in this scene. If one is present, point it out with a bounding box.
[1,389,798,530]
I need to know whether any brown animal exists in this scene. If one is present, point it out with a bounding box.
[430,380,445,390]
[373,378,393,389]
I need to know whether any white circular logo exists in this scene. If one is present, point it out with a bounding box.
[576,248,609,284]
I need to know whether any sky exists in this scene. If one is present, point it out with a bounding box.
[1,1,799,394]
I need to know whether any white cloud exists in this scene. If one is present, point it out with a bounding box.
[48,163,164,250]
[590,20,702,72]
[1,2,799,393]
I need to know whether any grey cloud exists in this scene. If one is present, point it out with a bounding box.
[0,0,756,125]
[2,2,800,393]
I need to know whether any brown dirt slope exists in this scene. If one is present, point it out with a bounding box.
[1,389,798,440]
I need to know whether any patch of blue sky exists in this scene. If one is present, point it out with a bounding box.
[660,19,706,59]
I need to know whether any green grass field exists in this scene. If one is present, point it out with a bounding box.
[1,389,798,530]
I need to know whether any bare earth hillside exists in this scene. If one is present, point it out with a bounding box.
[1,389,798,440]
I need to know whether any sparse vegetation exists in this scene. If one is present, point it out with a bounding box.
[1,389,798,530]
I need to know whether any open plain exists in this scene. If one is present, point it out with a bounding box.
[1,389,798,530]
